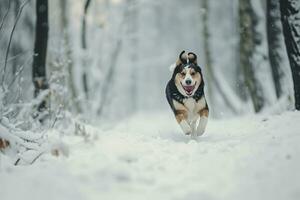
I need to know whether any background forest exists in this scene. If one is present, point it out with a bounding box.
[0,0,300,200]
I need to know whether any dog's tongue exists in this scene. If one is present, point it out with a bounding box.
[183,85,194,94]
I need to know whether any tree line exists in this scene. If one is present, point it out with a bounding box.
[203,0,300,113]
[0,0,300,160]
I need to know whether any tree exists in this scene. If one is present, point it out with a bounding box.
[202,0,213,99]
[267,0,294,102]
[202,0,240,115]
[32,0,49,114]
[239,0,276,112]
[267,0,285,98]
[127,0,138,112]
[280,0,300,110]
[60,0,81,113]
[81,0,91,100]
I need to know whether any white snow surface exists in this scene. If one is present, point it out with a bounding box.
[1,111,300,200]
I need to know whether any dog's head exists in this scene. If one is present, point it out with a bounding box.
[172,51,203,96]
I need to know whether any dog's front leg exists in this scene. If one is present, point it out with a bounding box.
[196,108,209,136]
[175,110,192,135]
[190,119,199,139]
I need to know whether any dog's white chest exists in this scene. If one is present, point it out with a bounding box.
[183,97,207,122]
[183,98,197,122]
[184,98,196,111]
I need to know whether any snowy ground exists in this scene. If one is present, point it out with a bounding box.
[1,111,300,200]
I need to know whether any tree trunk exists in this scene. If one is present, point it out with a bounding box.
[267,0,285,98]
[81,0,91,99]
[239,0,274,112]
[203,0,240,114]
[60,0,81,113]
[202,0,213,98]
[11,0,20,74]
[239,0,257,111]
[127,0,138,112]
[81,0,91,50]
[32,0,49,113]
[280,0,300,110]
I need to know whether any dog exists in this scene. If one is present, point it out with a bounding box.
[166,51,209,137]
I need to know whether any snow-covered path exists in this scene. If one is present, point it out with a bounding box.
[1,111,300,200]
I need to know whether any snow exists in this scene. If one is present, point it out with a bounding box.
[1,111,300,200]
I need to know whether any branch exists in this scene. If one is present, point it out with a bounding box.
[0,0,11,34]
[7,53,33,90]
[1,0,30,90]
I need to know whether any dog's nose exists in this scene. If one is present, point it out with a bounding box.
[185,79,192,85]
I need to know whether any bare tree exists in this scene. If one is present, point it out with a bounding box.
[127,0,138,112]
[239,0,275,112]
[60,0,81,113]
[280,0,300,110]
[2,0,29,90]
[0,0,11,34]
[81,0,91,99]
[32,0,49,114]
[202,0,213,98]
[97,3,130,116]
[202,0,240,114]
[267,0,286,98]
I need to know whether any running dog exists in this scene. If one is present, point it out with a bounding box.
[166,51,209,137]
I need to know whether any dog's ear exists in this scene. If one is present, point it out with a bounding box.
[188,52,197,64]
[180,51,188,64]
[176,50,188,66]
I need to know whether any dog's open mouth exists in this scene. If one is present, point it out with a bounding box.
[181,83,196,96]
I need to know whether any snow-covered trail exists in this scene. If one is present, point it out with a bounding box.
[1,111,300,200]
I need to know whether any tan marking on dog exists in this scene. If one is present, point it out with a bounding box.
[176,51,188,66]
[193,71,202,85]
[176,60,181,66]
[198,108,209,117]
[174,109,188,123]
[173,99,187,111]
[188,52,197,64]
[195,97,207,112]
[180,52,188,61]
[173,96,207,117]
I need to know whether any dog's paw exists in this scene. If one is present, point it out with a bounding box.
[196,128,205,136]
[185,131,191,135]
[180,120,192,135]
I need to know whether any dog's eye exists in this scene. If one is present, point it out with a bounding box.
[191,72,196,76]
[180,72,186,76]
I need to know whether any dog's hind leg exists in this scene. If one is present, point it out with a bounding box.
[175,110,192,135]
[196,108,209,136]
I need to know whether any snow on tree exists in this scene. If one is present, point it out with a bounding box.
[239,0,277,112]
[267,0,290,99]
[280,0,300,110]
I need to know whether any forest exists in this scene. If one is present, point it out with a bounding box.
[0,0,300,200]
